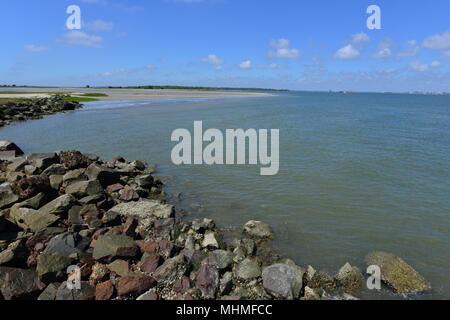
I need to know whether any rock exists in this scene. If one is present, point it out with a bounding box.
[42,164,66,176]
[196,260,219,299]
[140,253,162,274]
[49,175,63,190]
[43,233,77,257]
[38,283,59,300]
[365,251,432,294]
[86,163,120,188]
[243,220,273,240]
[27,153,58,170]
[119,185,139,201]
[334,263,363,292]
[65,179,103,198]
[60,151,92,170]
[234,258,261,280]
[209,250,233,272]
[0,239,27,266]
[7,158,28,172]
[68,206,83,225]
[10,207,59,232]
[302,286,320,300]
[137,289,158,300]
[0,141,24,155]
[55,281,95,300]
[0,267,42,300]
[183,250,207,272]
[110,200,174,220]
[107,259,129,277]
[153,254,188,286]
[342,293,360,300]
[262,263,304,300]
[0,183,19,209]
[39,194,77,215]
[24,165,38,175]
[117,273,156,297]
[95,281,115,300]
[304,265,316,285]
[62,169,87,187]
[12,175,51,199]
[135,175,154,188]
[90,263,109,284]
[15,192,47,209]
[220,272,233,295]
[106,183,124,193]
[36,254,73,283]
[93,234,138,261]
[173,276,192,294]
[202,231,226,250]
[308,270,336,291]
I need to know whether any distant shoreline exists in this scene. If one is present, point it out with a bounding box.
[0,87,274,102]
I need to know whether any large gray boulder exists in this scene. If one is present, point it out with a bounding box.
[65,179,103,198]
[365,251,432,294]
[10,207,59,232]
[39,194,77,215]
[0,183,19,209]
[234,258,261,280]
[243,220,273,240]
[0,267,42,300]
[110,200,174,220]
[26,153,58,170]
[334,262,363,292]
[262,263,304,300]
[86,163,120,188]
[93,234,138,261]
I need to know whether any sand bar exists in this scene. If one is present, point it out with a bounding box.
[0,87,272,101]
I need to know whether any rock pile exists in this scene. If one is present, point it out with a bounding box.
[0,95,81,129]
[0,145,432,300]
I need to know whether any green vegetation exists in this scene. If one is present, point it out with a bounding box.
[78,93,108,97]
[63,96,99,102]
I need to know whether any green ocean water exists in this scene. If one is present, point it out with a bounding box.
[1,91,449,299]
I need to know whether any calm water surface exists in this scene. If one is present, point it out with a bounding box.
[1,91,449,299]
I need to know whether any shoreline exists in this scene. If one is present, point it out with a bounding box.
[0,141,433,300]
[0,87,273,101]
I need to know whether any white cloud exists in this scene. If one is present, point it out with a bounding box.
[269,63,287,69]
[443,51,450,59]
[422,31,450,50]
[82,20,114,31]
[398,40,419,57]
[334,32,370,60]
[200,54,224,70]
[239,60,252,70]
[431,60,442,68]
[351,32,370,49]
[334,45,360,60]
[59,31,103,48]
[24,45,49,52]
[373,39,392,58]
[410,60,442,72]
[269,39,300,59]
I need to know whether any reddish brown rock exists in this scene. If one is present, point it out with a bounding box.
[106,183,124,193]
[95,281,114,300]
[140,253,162,274]
[173,276,192,294]
[141,241,159,253]
[119,186,139,201]
[117,274,156,296]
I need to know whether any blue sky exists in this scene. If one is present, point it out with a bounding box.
[1,0,450,92]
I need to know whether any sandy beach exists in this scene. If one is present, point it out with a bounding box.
[0,87,272,101]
